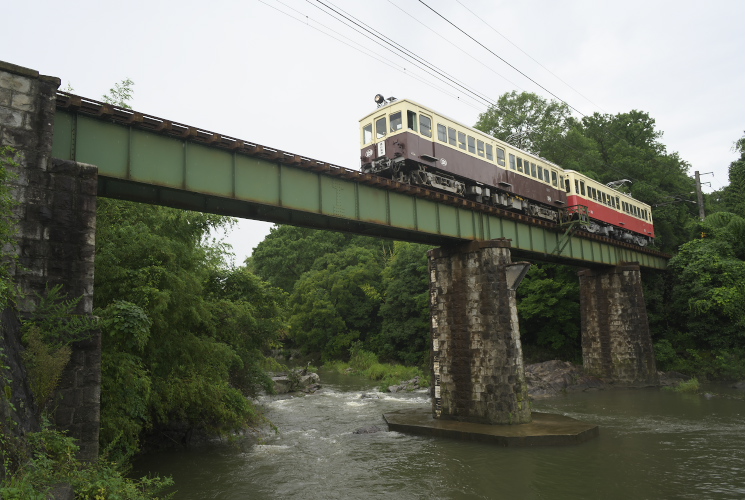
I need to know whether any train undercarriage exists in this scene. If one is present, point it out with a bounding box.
[361,157,652,247]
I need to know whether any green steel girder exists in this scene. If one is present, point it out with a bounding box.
[51,106,668,270]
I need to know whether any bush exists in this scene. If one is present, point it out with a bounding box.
[324,344,428,392]
[0,424,172,499]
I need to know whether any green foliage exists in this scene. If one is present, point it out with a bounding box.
[517,265,581,362]
[94,199,283,458]
[371,241,431,365]
[0,423,172,499]
[18,285,97,413]
[474,90,571,156]
[325,343,428,392]
[20,327,71,413]
[251,225,388,292]
[672,377,700,394]
[722,131,745,217]
[289,246,383,361]
[102,78,135,109]
[0,146,19,310]
[23,285,96,349]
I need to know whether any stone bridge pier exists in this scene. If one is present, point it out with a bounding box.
[1,61,101,460]
[579,264,658,386]
[428,240,532,425]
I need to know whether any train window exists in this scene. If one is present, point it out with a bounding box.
[517,157,524,173]
[420,114,432,137]
[363,124,373,144]
[448,127,457,146]
[616,197,620,209]
[560,174,565,189]
[565,179,571,193]
[486,144,493,161]
[531,163,537,177]
[437,124,447,142]
[458,131,466,150]
[537,166,544,181]
[497,148,506,166]
[477,140,485,157]
[468,136,476,154]
[390,112,402,132]
[376,117,386,139]
[509,154,516,170]
[574,180,579,194]
[551,170,558,187]
[407,111,417,132]
[580,180,586,196]
[601,192,607,205]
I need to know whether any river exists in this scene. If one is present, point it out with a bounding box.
[133,371,745,499]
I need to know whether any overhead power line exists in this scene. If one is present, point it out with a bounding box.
[454,0,606,114]
[417,0,586,117]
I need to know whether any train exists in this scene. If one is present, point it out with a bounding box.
[359,95,655,247]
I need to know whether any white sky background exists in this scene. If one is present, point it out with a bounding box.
[3,0,743,265]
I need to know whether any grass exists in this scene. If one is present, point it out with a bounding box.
[324,346,429,392]
[673,377,700,393]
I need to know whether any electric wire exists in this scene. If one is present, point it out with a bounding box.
[258,0,486,111]
[417,0,586,118]
[455,0,607,114]
[311,0,497,109]
[385,0,527,94]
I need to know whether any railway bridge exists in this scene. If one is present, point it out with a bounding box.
[1,61,667,457]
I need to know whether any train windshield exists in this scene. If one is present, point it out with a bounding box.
[376,117,386,139]
[363,124,372,144]
[390,112,402,132]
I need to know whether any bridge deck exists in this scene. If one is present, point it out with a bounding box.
[51,93,668,269]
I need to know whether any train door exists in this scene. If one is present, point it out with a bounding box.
[417,111,435,163]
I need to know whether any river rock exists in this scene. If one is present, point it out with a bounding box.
[731,380,745,391]
[352,425,383,434]
[524,360,606,399]
[271,368,321,394]
[387,376,426,393]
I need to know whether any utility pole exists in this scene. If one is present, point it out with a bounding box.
[694,171,705,220]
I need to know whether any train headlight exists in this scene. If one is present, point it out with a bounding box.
[374,94,385,105]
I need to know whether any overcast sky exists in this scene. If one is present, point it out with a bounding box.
[4,0,743,264]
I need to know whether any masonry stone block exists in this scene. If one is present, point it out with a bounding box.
[429,239,531,425]
[578,263,658,386]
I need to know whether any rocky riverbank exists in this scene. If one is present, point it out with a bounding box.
[525,360,690,399]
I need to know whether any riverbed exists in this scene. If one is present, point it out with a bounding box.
[133,371,745,499]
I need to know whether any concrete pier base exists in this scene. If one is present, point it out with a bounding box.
[428,239,531,425]
[384,409,598,446]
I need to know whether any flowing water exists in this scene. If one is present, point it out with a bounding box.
[134,371,745,499]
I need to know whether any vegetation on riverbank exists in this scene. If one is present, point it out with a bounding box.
[323,342,429,392]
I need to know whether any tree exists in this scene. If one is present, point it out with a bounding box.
[722,132,745,217]
[516,265,581,362]
[94,199,283,457]
[659,212,745,379]
[474,90,571,156]
[288,246,383,361]
[371,242,431,366]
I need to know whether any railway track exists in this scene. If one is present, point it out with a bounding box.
[55,92,670,260]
